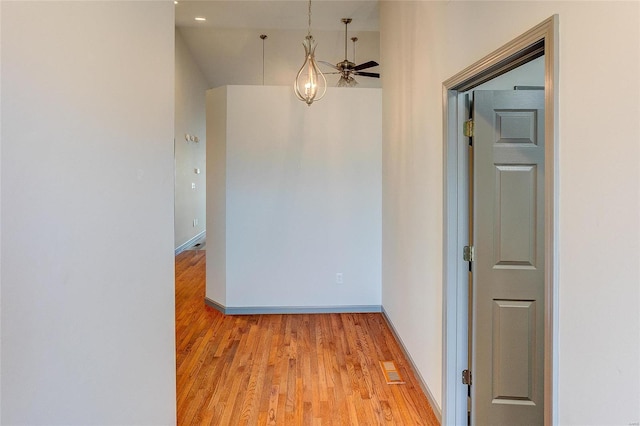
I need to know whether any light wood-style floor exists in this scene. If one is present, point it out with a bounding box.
[176,250,439,425]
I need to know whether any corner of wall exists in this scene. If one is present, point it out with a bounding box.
[205,87,227,306]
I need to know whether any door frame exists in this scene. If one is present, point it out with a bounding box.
[442,16,559,425]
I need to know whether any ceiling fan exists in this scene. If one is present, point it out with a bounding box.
[321,18,380,87]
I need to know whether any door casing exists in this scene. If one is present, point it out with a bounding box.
[441,16,559,425]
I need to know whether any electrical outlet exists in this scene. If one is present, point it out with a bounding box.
[336,273,343,284]
[191,182,196,189]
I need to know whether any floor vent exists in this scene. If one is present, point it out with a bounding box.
[379,360,405,385]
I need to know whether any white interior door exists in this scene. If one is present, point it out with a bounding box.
[472,89,545,425]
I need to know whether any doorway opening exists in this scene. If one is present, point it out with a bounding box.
[442,16,558,425]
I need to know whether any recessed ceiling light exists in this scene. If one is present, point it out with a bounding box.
[194,17,206,22]
[174,1,178,4]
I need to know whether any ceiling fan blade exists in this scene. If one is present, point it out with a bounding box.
[319,60,340,70]
[353,60,379,71]
[354,71,380,78]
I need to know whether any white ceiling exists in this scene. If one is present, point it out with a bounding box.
[175,1,381,89]
[175,1,379,31]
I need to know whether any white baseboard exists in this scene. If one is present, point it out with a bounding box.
[174,230,206,255]
[381,306,442,422]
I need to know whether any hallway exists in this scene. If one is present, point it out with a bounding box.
[175,250,439,424]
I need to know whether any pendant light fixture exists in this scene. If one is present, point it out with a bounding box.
[294,0,326,106]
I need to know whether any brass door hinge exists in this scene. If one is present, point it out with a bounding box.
[462,369,472,385]
[463,245,475,262]
[463,119,474,138]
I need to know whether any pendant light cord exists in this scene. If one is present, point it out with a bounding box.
[260,34,267,85]
[307,0,312,37]
[352,37,358,63]
[344,21,348,61]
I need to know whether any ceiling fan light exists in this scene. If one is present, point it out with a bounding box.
[328,18,378,88]
[337,75,358,87]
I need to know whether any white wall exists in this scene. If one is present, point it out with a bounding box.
[380,1,640,424]
[0,1,3,420]
[175,29,208,250]
[1,2,176,424]
[207,86,382,309]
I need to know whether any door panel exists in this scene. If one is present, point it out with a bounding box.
[494,110,540,145]
[491,299,536,403]
[494,165,537,268]
[473,90,544,425]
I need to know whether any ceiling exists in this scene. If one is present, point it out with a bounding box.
[175,1,379,31]
[175,1,381,89]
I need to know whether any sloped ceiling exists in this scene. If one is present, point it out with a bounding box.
[175,1,381,88]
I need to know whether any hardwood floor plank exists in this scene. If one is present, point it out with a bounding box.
[175,250,439,425]
[266,384,279,425]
